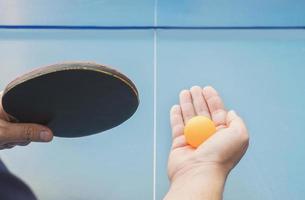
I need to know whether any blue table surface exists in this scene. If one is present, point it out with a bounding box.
[0,1,305,200]
[0,0,304,26]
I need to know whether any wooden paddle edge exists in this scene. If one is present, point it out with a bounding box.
[2,62,139,122]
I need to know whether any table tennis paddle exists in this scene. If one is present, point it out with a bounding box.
[1,62,139,138]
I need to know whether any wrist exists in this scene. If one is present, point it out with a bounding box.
[165,165,228,200]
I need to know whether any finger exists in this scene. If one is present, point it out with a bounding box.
[17,141,31,146]
[3,122,53,143]
[0,91,9,121]
[1,143,16,149]
[170,105,184,139]
[6,143,16,148]
[2,141,31,147]
[5,141,31,146]
[179,90,196,123]
[190,86,210,118]
[202,86,227,127]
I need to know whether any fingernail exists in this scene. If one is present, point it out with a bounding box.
[40,131,51,142]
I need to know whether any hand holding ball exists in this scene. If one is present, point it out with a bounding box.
[184,116,216,148]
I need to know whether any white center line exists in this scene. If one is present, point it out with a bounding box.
[153,0,158,200]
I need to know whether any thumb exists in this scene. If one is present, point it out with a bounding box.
[226,110,247,135]
[4,122,53,143]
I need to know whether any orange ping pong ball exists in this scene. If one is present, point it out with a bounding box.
[184,116,216,148]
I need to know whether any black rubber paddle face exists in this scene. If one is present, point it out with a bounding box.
[2,62,139,137]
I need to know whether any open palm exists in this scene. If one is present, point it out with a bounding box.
[168,86,249,181]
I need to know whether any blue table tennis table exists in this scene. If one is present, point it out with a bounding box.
[0,0,305,199]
